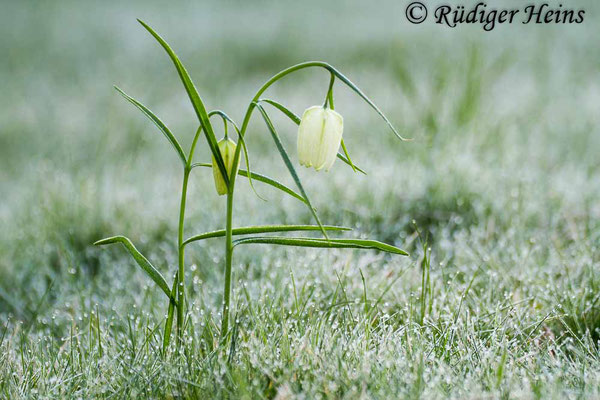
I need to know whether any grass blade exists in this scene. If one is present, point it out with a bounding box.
[163,273,178,354]
[114,86,186,165]
[183,225,351,246]
[233,236,409,256]
[254,103,329,239]
[94,235,174,299]
[137,19,229,184]
[190,163,305,204]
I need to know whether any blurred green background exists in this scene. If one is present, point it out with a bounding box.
[1,0,599,398]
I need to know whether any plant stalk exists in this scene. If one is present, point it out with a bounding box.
[176,167,191,345]
[221,188,234,338]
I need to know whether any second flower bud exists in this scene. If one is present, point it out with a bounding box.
[212,138,240,196]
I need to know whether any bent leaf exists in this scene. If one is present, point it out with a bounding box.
[137,19,229,185]
[94,236,173,299]
[183,225,350,247]
[233,236,409,256]
[114,86,186,165]
[322,63,411,141]
[339,139,358,173]
[260,98,301,124]
[254,104,328,239]
[190,163,305,204]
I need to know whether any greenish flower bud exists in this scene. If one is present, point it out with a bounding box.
[297,106,343,171]
[212,138,239,196]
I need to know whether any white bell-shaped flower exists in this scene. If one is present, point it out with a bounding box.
[297,106,343,171]
[212,138,240,195]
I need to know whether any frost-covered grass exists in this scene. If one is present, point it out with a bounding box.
[1,1,599,398]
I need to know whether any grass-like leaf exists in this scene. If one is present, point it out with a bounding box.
[137,19,229,184]
[254,103,329,239]
[339,139,358,173]
[163,273,178,353]
[94,235,173,300]
[260,99,301,124]
[183,224,350,247]
[322,63,411,142]
[114,86,186,165]
[259,98,366,174]
[337,148,366,174]
[190,163,305,204]
[233,236,409,256]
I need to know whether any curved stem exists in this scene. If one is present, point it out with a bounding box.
[188,125,203,164]
[324,73,335,108]
[221,188,234,337]
[230,62,332,190]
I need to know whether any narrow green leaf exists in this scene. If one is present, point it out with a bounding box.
[190,163,305,204]
[114,86,186,165]
[233,236,409,256]
[163,273,178,354]
[260,99,301,124]
[259,98,366,174]
[94,235,174,299]
[337,151,366,174]
[137,19,229,184]
[323,64,411,141]
[340,139,358,173]
[237,132,265,200]
[254,104,329,239]
[183,225,350,247]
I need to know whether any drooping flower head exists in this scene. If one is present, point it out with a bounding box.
[297,106,343,172]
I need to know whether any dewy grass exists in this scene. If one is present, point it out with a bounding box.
[94,19,409,354]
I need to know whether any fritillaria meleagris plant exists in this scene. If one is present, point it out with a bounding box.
[95,20,410,354]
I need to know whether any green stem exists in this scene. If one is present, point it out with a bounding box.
[221,188,234,338]
[216,63,332,337]
[176,167,191,345]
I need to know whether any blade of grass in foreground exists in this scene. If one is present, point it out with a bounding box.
[94,236,174,299]
[114,86,187,165]
[183,225,351,246]
[233,236,409,255]
[254,103,329,239]
[162,272,178,354]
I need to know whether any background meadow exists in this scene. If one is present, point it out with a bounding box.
[1,0,599,398]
